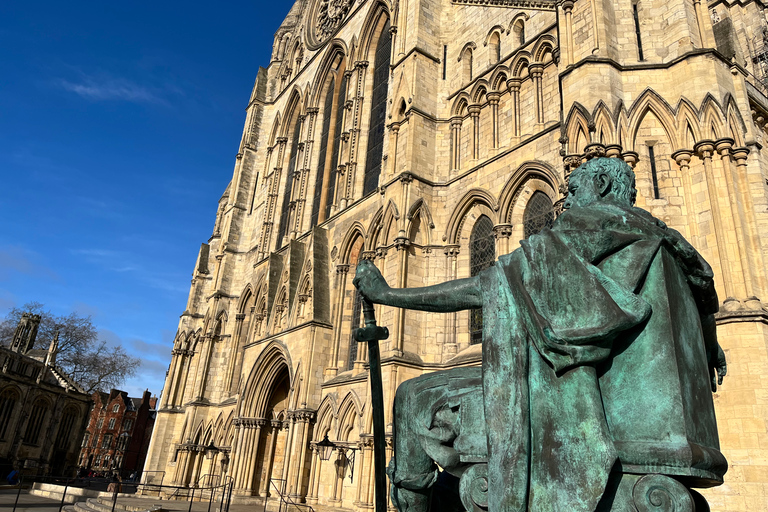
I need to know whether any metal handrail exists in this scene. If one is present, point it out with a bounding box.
[265,478,315,512]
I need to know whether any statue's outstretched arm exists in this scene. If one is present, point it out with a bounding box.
[353,259,482,312]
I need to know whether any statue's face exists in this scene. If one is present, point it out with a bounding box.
[563,171,603,210]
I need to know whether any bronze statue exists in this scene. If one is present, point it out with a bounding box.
[354,157,728,512]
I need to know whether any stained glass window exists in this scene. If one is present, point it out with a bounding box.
[469,215,495,345]
[363,20,391,196]
[0,389,18,439]
[523,192,554,239]
[276,117,302,249]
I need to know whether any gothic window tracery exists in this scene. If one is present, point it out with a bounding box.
[277,116,302,249]
[523,191,555,238]
[363,20,392,196]
[24,398,49,446]
[0,388,18,440]
[469,215,495,345]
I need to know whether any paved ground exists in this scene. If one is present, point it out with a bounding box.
[0,488,349,512]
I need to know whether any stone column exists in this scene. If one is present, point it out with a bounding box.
[487,92,501,149]
[328,264,350,376]
[306,445,319,504]
[507,79,521,141]
[529,65,544,128]
[493,224,514,257]
[605,144,623,158]
[343,60,369,205]
[330,449,343,504]
[259,137,289,259]
[732,146,767,300]
[621,151,639,169]
[259,420,282,497]
[561,1,575,66]
[389,120,402,180]
[244,420,266,494]
[290,411,315,500]
[449,116,462,171]
[442,245,460,360]
[469,105,481,160]
[671,149,700,247]
[295,107,319,235]
[694,140,735,300]
[224,314,245,394]
[715,137,749,299]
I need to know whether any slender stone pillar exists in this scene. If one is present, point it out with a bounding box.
[562,1,575,65]
[487,92,500,149]
[694,140,736,300]
[469,105,481,160]
[245,420,265,494]
[507,79,521,140]
[449,116,462,171]
[671,149,700,248]
[529,64,544,128]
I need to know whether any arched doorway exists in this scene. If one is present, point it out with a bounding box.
[253,366,290,496]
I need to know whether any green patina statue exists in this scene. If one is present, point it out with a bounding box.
[354,157,728,512]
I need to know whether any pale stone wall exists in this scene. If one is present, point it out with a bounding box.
[144,0,768,510]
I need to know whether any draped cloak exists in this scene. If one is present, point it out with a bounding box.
[477,200,717,512]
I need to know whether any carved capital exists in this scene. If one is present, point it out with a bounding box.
[561,0,575,13]
[486,92,501,105]
[694,140,716,160]
[336,264,350,275]
[450,116,464,128]
[360,250,377,261]
[355,60,370,69]
[583,143,606,160]
[605,144,623,158]
[506,78,522,93]
[444,245,460,257]
[671,149,693,168]
[731,146,750,165]
[528,64,544,78]
[394,237,410,250]
[468,105,482,116]
[714,137,735,156]
[621,151,640,168]
[563,154,583,170]
[493,224,514,239]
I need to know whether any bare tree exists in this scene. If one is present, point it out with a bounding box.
[0,302,141,393]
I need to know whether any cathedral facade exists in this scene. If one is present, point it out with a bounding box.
[144,0,768,510]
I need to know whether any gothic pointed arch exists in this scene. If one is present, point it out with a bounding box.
[239,340,293,418]
[499,161,561,223]
[336,391,362,440]
[471,81,489,103]
[675,98,702,148]
[366,207,385,250]
[452,94,471,116]
[360,8,392,197]
[592,101,615,145]
[490,67,509,92]
[357,0,394,58]
[445,188,499,245]
[510,52,532,77]
[310,41,349,106]
[406,197,436,244]
[532,36,556,62]
[340,222,367,263]
[382,199,401,244]
[565,103,592,154]
[314,393,339,439]
[627,89,677,151]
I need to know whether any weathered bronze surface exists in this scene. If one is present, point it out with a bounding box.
[353,157,728,512]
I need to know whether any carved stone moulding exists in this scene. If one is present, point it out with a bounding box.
[451,0,557,9]
[306,0,357,50]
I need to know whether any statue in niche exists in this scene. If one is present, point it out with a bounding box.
[354,157,728,512]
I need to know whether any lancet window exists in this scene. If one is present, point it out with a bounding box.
[523,192,555,238]
[23,399,49,445]
[363,20,392,196]
[0,388,18,439]
[311,63,349,227]
[276,116,302,249]
[469,215,495,344]
[55,408,77,449]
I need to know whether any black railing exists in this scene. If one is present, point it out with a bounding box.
[265,478,314,512]
[6,473,233,512]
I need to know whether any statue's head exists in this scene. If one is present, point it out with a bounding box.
[563,157,637,210]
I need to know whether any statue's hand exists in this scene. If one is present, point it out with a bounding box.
[710,343,727,392]
[353,259,390,303]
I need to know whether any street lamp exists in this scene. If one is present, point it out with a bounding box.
[315,434,356,481]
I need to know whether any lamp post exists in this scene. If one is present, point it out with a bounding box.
[315,434,357,481]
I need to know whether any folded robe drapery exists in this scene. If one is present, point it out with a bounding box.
[477,201,716,512]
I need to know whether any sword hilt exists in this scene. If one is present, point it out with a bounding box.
[355,298,389,342]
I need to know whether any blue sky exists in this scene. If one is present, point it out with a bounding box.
[0,1,293,399]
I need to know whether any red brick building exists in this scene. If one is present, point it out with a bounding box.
[78,389,157,476]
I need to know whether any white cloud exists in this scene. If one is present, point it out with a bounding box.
[56,75,165,104]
